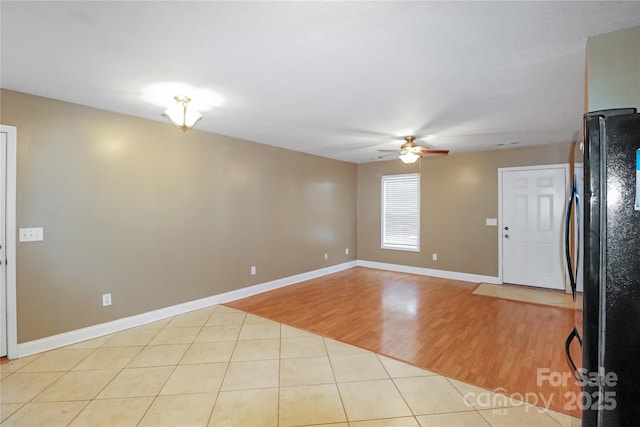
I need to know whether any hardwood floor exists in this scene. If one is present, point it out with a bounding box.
[227,267,582,417]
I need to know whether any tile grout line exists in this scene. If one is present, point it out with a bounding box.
[196,305,240,425]
[322,336,349,425]
[277,321,282,427]
[134,306,216,426]
[11,322,155,425]
[8,340,119,425]
[444,375,561,419]
[376,353,421,426]
[190,306,233,426]
[76,319,157,425]
[205,307,246,426]
[1,304,581,426]
[438,376,495,422]
[229,267,583,418]
[1,352,42,420]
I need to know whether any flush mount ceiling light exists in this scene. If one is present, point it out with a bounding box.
[144,82,224,132]
[163,95,202,131]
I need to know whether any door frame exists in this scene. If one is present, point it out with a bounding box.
[497,163,570,291]
[0,125,17,358]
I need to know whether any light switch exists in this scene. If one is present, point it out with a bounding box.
[19,227,44,242]
[486,218,497,226]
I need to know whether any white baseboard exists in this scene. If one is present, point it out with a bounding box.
[16,261,357,358]
[15,260,497,357]
[356,260,501,284]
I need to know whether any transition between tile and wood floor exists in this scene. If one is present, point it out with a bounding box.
[0,304,578,426]
[228,267,583,420]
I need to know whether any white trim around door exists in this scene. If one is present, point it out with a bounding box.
[0,125,17,359]
[498,163,570,290]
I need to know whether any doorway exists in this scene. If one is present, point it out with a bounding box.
[0,125,17,358]
[499,165,568,290]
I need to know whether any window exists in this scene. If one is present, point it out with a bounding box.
[381,173,420,251]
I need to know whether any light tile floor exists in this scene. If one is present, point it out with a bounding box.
[0,305,580,426]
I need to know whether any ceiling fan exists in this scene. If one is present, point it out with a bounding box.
[379,136,450,164]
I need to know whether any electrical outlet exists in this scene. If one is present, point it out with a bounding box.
[324,253,328,260]
[345,248,349,255]
[250,266,256,275]
[102,293,112,307]
[432,253,438,261]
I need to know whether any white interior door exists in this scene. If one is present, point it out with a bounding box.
[501,166,567,290]
[0,131,6,357]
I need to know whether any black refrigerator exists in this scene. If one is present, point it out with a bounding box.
[578,108,640,427]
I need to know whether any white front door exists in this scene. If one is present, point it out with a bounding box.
[0,131,6,357]
[501,166,567,290]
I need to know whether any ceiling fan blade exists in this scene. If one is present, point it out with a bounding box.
[420,149,449,155]
[377,149,400,153]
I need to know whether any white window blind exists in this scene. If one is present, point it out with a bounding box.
[381,173,420,251]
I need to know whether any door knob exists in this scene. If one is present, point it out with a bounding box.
[504,226,509,231]
[504,234,509,238]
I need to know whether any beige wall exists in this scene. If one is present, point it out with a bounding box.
[357,144,572,277]
[1,90,357,343]
[587,25,640,111]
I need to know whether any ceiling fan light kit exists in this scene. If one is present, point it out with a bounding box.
[399,152,420,164]
[398,136,420,164]
[164,95,202,131]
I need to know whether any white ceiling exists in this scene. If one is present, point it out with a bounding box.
[2,2,639,163]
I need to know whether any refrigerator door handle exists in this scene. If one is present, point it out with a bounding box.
[565,177,578,299]
[574,183,581,292]
[565,326,584,383]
